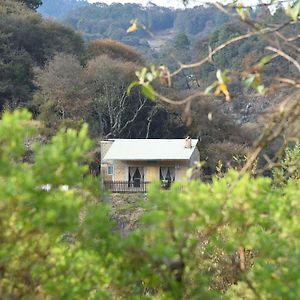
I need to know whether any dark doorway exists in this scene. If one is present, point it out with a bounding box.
[129,167,144,187]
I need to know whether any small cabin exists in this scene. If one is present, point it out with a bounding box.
[100,138,199,193]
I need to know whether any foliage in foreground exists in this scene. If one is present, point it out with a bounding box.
[0,110,299,299]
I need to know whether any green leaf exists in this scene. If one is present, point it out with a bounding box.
[146,72,154,82]
[150,65,157,74]
[258,55,274,67]
[205,81,219,94]
[141,84,156,100]
[236,5,250,21]
[244,74,256,90]
[127,81,139,95]
[216,69,223,83]
[130,18,138,24]
[140,67,148,79]
[256,84,265,94]
[286,0,300,21]
[216,69,230,84]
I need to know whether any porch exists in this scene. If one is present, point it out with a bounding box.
[103,181,151,193]
[103,180,173,193]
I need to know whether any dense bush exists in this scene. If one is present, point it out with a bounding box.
[86,39,144,63]
[0,110,299,299]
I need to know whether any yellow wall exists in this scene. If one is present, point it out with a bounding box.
[146,165,158,181]
[103,160,190,182]
[114,162,126,181]
[101,166,113,181]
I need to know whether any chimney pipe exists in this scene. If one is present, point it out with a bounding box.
[184,136,192,148]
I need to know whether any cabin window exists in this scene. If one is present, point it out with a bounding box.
[107,165,114,175]
[160,167,175,182]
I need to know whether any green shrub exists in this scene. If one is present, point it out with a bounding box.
[0,110,299,299]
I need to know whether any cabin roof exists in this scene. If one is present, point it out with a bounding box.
[103,139,198,161]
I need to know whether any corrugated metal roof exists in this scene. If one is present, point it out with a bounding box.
[103,139,198,161]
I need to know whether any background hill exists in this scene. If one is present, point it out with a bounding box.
[38,1,229,53]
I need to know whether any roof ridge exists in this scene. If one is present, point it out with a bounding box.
[103,139,198,161]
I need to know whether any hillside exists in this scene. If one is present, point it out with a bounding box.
[38,1,229,53]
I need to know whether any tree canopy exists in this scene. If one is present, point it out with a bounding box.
[19,0,43,10]
[0,0,84,110]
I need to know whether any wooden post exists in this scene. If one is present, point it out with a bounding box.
[239,246,246,272]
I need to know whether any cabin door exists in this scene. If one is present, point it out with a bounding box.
[128,167,144,187]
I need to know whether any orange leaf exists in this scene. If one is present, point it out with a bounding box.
[127,22,138,33]
[215,83,231,101]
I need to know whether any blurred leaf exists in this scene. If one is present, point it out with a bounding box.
[216,69,230,84]
[256,84,265,94]
[205,81,219,94]
[236,4,250,21]
[146,72,154,82]
[127,80,139,95]
[258,55,274,67]
[286,0,300,21]
[244,74,256,90]
[244,73,263,92]
[129,18,138,24]
[140,67,147,79]
[127,19,138,33]
[216,69,223,83]
[215,83,231,101]
[141,84,156,100]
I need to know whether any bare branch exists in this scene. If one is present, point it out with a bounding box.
[266,46,300,73]
[118,96,148,135]
[171,30,265,77]
[273,32,300,53]
[145,106,158,139]
[170,19,297,77]
[241,92,300,173]
[153,90,209,106]
[273,77,300,88]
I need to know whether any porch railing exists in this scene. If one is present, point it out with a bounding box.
[103,181,151,193]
